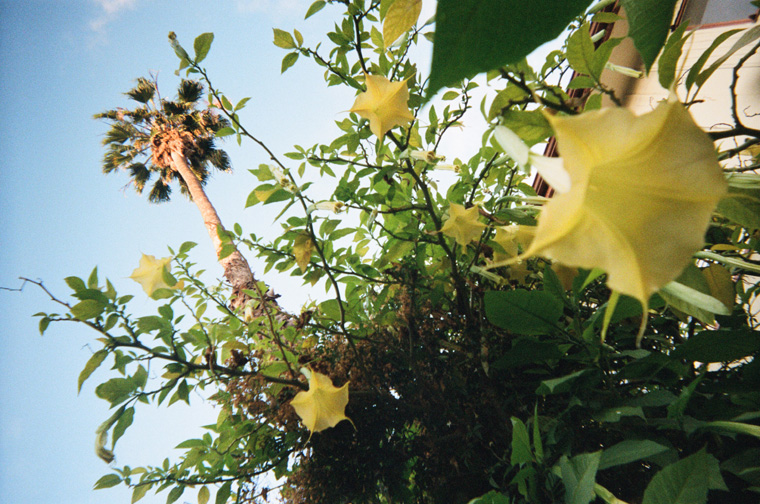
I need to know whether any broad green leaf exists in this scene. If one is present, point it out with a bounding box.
[641,448,725,504]
[87,266,99,288]
[427,0,593,98]
[273,28,296,49]
[599,440,669,470]
[491,338,563,370]
[96,377,137,406]
[193,32,214,63]
[383,0,422,46]
[660,280,730,324]
[619,0,679,72]
[594,406,645,423]
[674,329,760,363]
[70,299,106,320]
[716,187,760,230]
[78,350,108,393]
[93,473,122,490]
[510,417,532,465]
[560,451,601,504]
[485,289,563,335]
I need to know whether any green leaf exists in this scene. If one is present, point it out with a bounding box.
[537,369,591,395]
[674,329,760,363]
[198,486,210,504]
[111,406,134,448]
[96,377,137,406]
[685,29,743,93]
[716,187,760,230]
[383,0,422,46]
[70,299,106,320]
[485,289,563,335]
[132,483,151,503]
[193,32,214,63]
[305,0,326,19]
[93,473,122,490]
[273,28,296,49]
[491,338,563,370]
[510,417,532,465]
[467,491,510,504]
[693,26,760,91]
[642,448,725,504]
[566,23,596,77]
[65,276,87,293]
[599,440,669,470]
[657,22,689,89]
[427,0,593,98]
[215,481,232,504]
[559,451,601,504]
[78,350,108,393]
[702,421,760,440]
[281,52,299,73]
[179,241,197,254]
[166,485,184,504]
[88,266,99,289]
[216,127,236,137]
[619,0,679,72]
[38,316,51,335]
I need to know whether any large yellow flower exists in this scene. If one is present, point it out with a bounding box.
[129,253,184,297]
[349,73,415,140]
[290,369,353,436]
[493,97,726,342]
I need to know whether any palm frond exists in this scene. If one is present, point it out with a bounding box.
[128,163,151,192]
[177,79,204,104]
[125,77,156,104]
[148,179,171,203]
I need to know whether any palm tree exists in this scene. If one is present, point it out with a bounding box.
[96,77,256,310]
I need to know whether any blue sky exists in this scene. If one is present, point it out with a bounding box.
[0,1,549,502]
[0,1,371,502]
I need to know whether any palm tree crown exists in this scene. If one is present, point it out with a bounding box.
[97,77,231,203]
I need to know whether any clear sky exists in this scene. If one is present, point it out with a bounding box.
[0,0,559,502]
[0,1,444,503]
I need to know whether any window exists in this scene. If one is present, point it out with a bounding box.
[680,0,759,26]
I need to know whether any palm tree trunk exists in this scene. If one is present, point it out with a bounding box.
[169,150,256,310]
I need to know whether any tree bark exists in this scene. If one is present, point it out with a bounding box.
[169,150,256,310]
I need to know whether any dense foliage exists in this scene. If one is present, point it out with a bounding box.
[31,1,760,503]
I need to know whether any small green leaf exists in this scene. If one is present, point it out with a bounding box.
[88,266,99,289]
[658,22,690,89]
[281,52,299,73]
[70,299,106,320]
[216,127,236,137]
[132,483,151,503]
[193,32,214,63]
[198,486,210,504]
[273,28,296,49]
[305,0,326,19]
[685,29,743,93]
[619,0,679,72]
[65,276,87,293]
[111,406,134,448]
[94,473,122,490]
[38,316,51,335]
[78,350,108,393]
[510,417,533,465]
